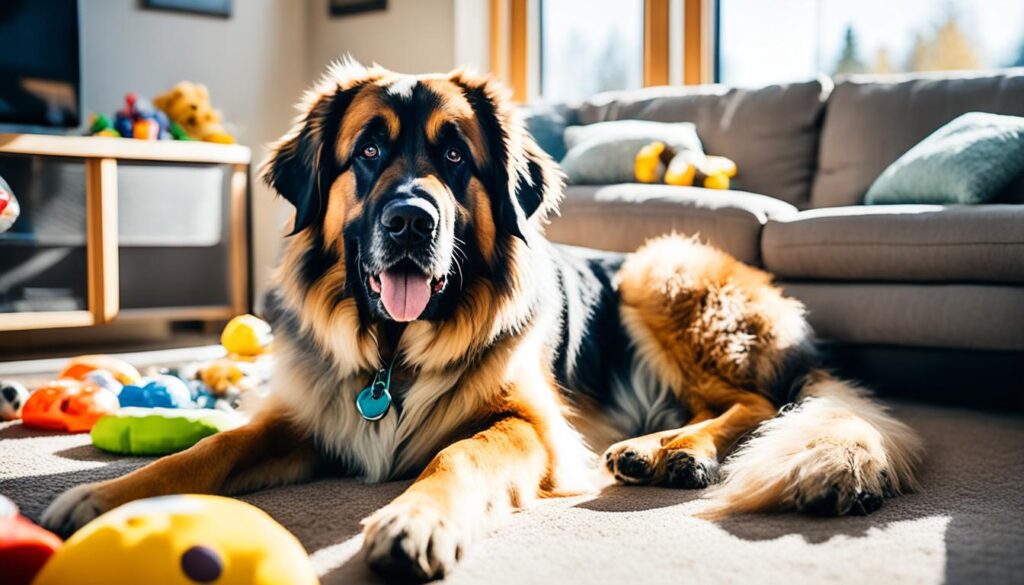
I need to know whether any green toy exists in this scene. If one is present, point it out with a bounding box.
[91,407,245,455]
[168,120,193,141]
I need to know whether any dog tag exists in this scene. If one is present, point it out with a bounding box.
[356,367,392,421]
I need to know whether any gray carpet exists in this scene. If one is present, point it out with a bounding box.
[2,402,1022,584]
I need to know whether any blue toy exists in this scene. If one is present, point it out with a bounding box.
[83,370,123,395]
[118,375,194,409]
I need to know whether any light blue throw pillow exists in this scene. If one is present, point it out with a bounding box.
[865,112,1024,205]
[560,120,704,184]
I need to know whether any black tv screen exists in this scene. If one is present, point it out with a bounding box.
[0,0,81,130]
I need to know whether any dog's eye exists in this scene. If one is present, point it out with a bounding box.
[360,144,380,160]
[445,147,463,165]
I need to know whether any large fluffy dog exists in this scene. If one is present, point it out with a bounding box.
[43,62,923,581]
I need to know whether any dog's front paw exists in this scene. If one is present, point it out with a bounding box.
[40,482,112,538]
[362,500,469,582]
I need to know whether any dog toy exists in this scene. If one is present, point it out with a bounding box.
[91,407,246,455]
[0,380,30,421]
[32,495,319,585]
[221,314,273,358]
[119,375,194,409]
[83,370,123,395]
[59,355,141,386]
[0,175,21,233]
[21,381,119,433]
[153,81,236,144]
[0,495,63,585]
[634,141,737,190]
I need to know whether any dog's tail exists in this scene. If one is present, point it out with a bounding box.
[703,373,923,518]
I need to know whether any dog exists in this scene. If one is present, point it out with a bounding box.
[42,61,923,582]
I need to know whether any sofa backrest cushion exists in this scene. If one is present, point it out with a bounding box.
[811,70,1024,208]
[571,79,829,207]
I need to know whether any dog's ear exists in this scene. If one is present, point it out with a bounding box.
[262,60,380,235]
[451,72,564,243]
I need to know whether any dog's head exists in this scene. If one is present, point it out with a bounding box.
[263,61,562,325]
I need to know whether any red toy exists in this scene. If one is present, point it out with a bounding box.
[21,380,119,433]
[0,495,62,585]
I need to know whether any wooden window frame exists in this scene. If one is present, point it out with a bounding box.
[491,0,713,101]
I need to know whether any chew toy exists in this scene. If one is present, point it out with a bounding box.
[91,407,246,455]
[32,495,319,585]
[221,314,273,357]
[0,495,62,585]
[21,381,120,432]
[119,375,194,409]
[59,355,141,386]
[0,380,30,420]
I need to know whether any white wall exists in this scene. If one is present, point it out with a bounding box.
[306,0,457,79]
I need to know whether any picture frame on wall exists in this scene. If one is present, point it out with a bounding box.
[330,0,387,17]
[142,0,232,18]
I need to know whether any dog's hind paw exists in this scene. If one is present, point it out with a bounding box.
[663,450,720,489]
[40,482,111,538]
[362,500,470,582]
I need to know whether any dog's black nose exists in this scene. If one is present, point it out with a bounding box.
[381,198,438,247]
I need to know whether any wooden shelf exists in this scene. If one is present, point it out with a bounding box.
[0,133,251,165]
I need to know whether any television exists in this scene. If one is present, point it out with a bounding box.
[0,0,81,132]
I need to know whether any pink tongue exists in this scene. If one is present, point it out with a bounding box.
[379,269,432,322]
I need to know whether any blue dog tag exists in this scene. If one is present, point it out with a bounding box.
[356,366,392,421]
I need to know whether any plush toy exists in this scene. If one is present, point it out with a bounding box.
[0,380,30,421]
[0,495,63,585]
[634,141,737,190]
[91,407,246,455]
[21,381,120,433]
[119,375,194,409]
[0,175,21,233]
[32,495,319,585]
[153,81,235,144]
[60,355,141,386]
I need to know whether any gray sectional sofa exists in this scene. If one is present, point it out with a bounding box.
[540,70,1024,408]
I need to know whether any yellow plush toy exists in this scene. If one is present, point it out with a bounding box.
[153,81,235,144]
[635,141,737,190]
[33,495,319,585]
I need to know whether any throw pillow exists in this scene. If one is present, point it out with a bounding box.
[864,112,1024,205]
[560,120,704,184]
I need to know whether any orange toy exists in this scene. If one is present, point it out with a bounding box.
[21,381,120,433]
[59,355,141,386]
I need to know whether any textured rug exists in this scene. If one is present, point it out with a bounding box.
[2,402,1022,585]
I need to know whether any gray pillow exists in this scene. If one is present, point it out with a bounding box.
[560,120,704,184]
[865,112,1024,205]
[520,104,570,161]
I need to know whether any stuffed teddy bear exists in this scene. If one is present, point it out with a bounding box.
[153,81,235,144]
[635,141,737,190]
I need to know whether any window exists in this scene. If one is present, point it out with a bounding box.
[716,0,1024,86]
[490,0,681,102]
[539,0,645,102]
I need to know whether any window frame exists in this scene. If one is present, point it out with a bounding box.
[490,0,716,102]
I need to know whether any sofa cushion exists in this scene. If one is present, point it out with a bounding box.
[571,80,829,207]
[545,184,797,265]
[811,70,1024,208]
[781,283,1024,351]
[762,205,1024,283]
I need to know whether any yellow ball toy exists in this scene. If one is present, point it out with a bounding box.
[32,495,318,585]
[220,314,273,358]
